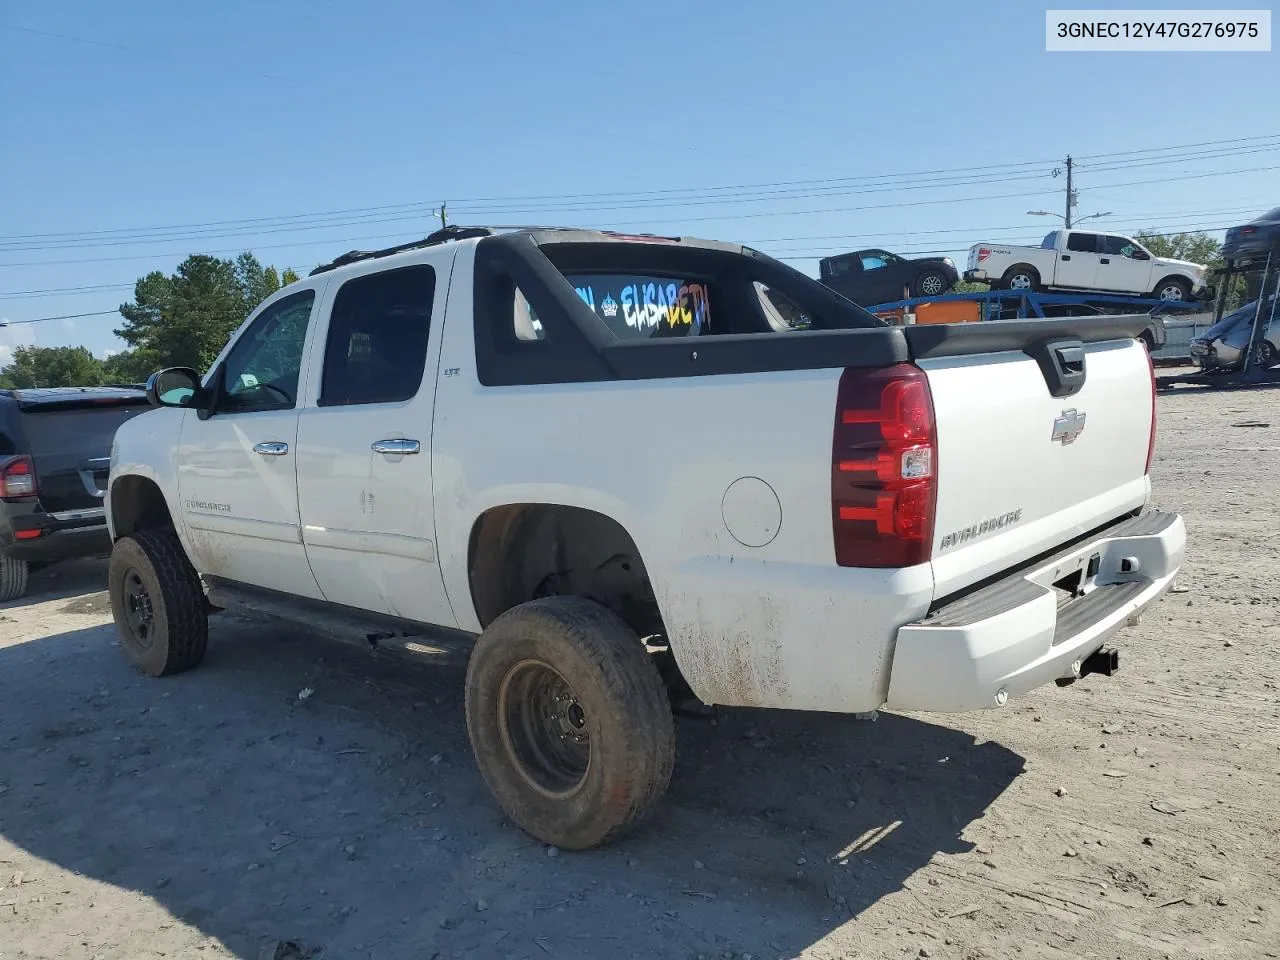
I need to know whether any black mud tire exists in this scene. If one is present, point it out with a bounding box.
[0,555,29,603]
[912,269,950,298]
[1000,264,1040,292]
[464,596,675,850]
[1153,276,1192,302]
[108,529,208,677]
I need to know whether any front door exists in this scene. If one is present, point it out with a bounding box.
[1054,232,1103,289]
[295,257,455,627]
[176,288,324,598]
[1096,235,1153,294]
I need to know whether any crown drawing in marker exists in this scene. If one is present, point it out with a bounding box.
[601,295,618,317]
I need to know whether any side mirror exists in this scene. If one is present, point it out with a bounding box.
[146,367,202,409]
[1132,250,1150,260]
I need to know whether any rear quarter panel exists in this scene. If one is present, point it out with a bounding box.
[430,255,933,712]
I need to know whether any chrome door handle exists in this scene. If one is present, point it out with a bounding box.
[372,439,421,455]
[252,441,289,457]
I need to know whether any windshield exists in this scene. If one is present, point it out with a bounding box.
[1204,296,1277,339]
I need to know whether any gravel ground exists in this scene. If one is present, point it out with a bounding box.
[1,380,1277,960]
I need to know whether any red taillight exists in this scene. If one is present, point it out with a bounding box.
[1144,347,1157,475]
[1241,225,1258,235]
[14,529,42,541]
[1,456,35,499]
[977,248,991,263]
[832,365,937,568]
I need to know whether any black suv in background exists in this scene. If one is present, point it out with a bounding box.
[0,386,150,602]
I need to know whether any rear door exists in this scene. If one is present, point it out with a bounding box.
[1053,232,1103,289]
[921,336,1154,598]
[295,254,455,626]
[20,399,149,518]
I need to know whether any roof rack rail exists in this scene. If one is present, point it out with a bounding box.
[309,225,496,276]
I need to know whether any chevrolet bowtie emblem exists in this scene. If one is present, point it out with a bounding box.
[1051,409,1087,445]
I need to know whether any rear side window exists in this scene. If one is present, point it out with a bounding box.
[1066,233,1097,253]
[563,273,711,339]
[320,265,435,406]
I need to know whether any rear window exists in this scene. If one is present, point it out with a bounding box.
[22,406,147,461]
[566,273,711,339]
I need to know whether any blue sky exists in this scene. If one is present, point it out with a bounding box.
[1,0,1276,364]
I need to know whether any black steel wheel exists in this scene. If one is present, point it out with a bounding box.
[108,529,208,677]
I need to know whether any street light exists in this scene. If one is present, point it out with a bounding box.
[1027,210,1113,224]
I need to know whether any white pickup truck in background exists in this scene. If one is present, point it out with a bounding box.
[966,229,1208,301]
[105,226,1186,850]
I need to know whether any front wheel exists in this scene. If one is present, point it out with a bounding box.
[1153,277,1192,302]
[464,596,675,850]
[1254,339,1278,369]
[912,270,949,298]
[108,529,208,677]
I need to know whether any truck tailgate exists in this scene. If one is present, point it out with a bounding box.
[919,337,1153,600]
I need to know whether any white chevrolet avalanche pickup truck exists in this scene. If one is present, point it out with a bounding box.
[106,225,1186,849]
[965,228,1208,301]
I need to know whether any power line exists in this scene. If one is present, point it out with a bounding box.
[5,131,1277,246]
[3,162,1275,270]
[0,310,119,326]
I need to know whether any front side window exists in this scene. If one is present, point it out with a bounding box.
[320,265,436,407]
[1041,232,1058,249]
[1101,235,1144,258]
[218,291,316,413]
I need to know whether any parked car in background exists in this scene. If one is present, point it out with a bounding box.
[1222,206,1280,262]
[965,230,1208,301]
[0,386,150,602]
[1188,295,1279,371]
[818,248,958,305]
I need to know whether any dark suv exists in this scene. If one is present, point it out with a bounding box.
[0,386,150,601]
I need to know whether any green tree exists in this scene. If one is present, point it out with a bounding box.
[100,348,163,385]
[0,345,104,389]
[1134,230,1223,272]
[115,252,298,373]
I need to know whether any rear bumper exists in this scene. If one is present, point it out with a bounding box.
[964,269,990,282]
[1,506,112,563]
[886,511,1185,713]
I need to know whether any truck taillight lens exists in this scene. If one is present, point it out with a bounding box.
[1,456,35,498]
[1144,347,1157,475]
[832,365,938,568]
[977,248,991,263]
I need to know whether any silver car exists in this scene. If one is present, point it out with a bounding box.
[1189,296,1278,371]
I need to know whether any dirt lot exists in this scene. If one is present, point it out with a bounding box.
[1,381,1278,960]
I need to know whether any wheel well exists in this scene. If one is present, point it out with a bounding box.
[1153,275,1190,292]
[1004,263,1040,280]
[110,476,174,539]
[467,504,664,638]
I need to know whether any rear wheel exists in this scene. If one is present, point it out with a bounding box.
[0,555,29,603]
[912,270,949,298]
[1001,265,1040,292]
[108,529,208,677]
[465,596,675,850]
[1153,277,1192,301]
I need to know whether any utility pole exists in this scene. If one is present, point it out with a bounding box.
[1063,155,1074,229]
[436,202,448,228]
